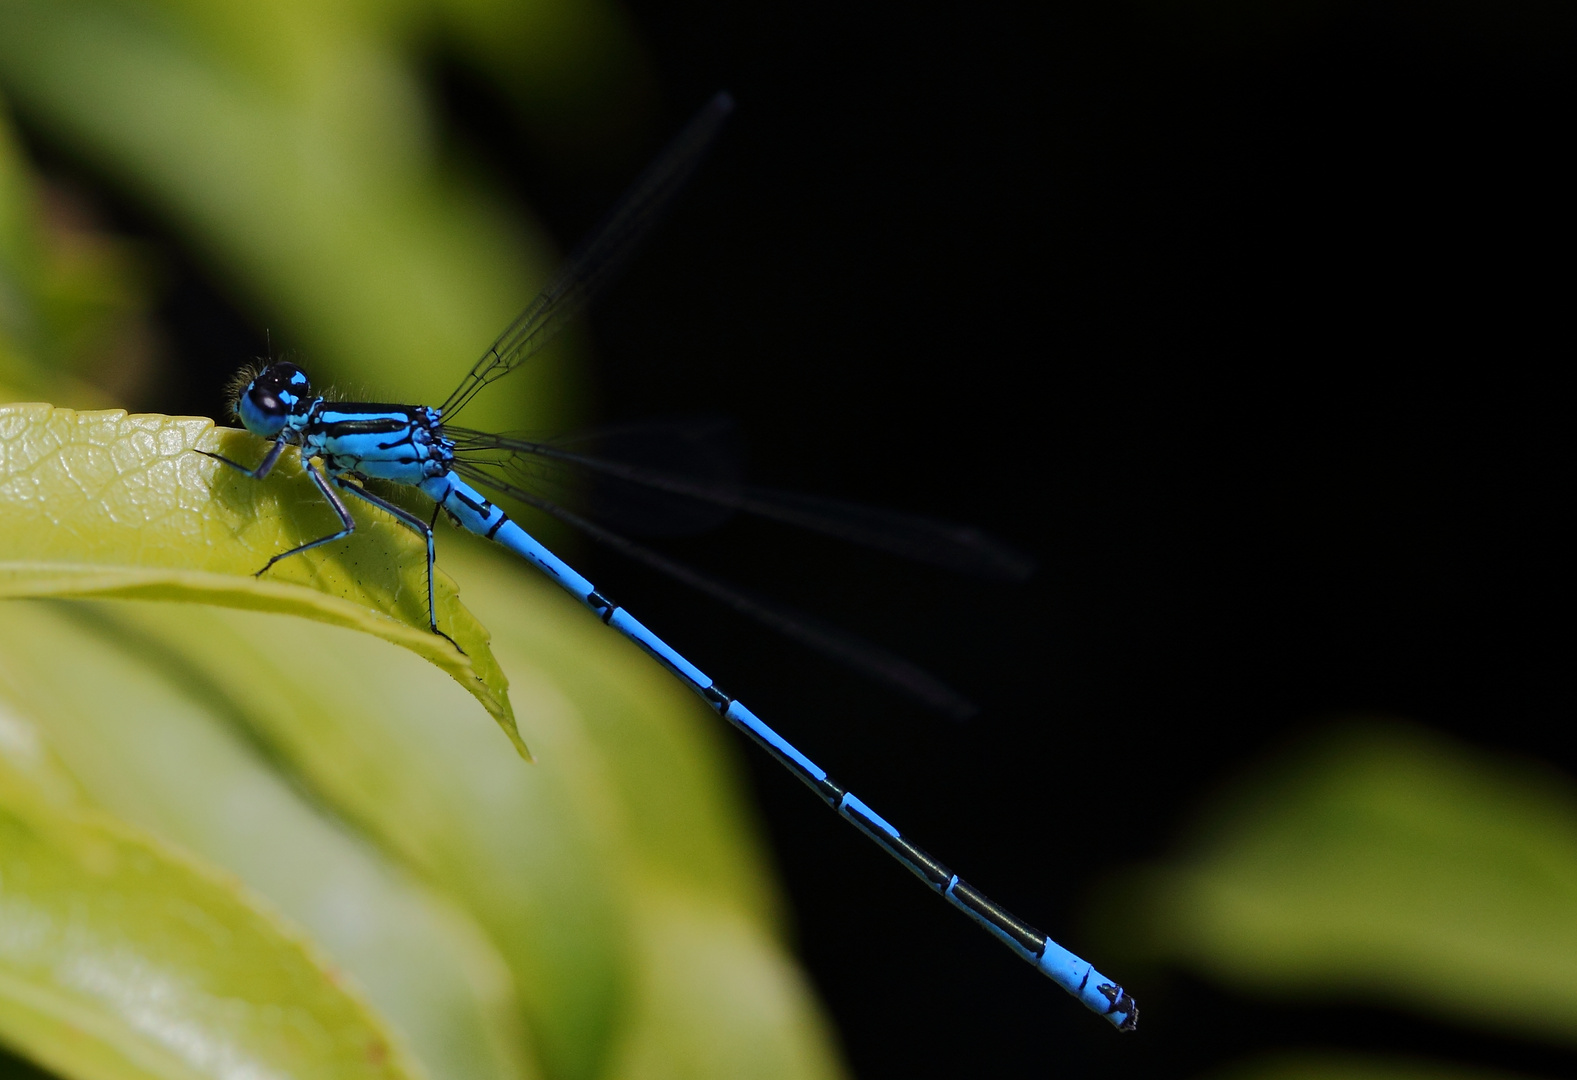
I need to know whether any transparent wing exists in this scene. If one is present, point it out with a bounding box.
[445,426,1037,581]
[440,92,735,422]
[448,458,978,718]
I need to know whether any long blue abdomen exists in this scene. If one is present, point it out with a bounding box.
[423,473,1137,1029]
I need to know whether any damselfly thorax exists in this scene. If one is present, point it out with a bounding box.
[295,401,454,484]
[200,92,1137,1031]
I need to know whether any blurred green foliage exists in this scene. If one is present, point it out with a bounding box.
[1205,1053,1542,1080]
[0,0,651,432]
[0,106,152,408]
[0,4,846,1080]
[1098,721,1577,1080]
[0,743,427,1080]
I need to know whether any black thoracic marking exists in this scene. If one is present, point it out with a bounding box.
[948,879,1047,956]
[316,417,412,437]
[702,684,733,710]
[322,402,428,418]
[371,426,418,448]
[484,515,507,539]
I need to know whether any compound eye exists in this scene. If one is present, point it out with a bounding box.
[248,385,285,418]
[272,362,309,392]
[237,380,291,437]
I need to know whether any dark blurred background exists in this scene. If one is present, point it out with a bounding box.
[14,1,1573,1077]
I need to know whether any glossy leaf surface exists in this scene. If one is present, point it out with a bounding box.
[0,752,425,1080]
[0,403,524,757]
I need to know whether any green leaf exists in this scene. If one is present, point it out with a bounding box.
[607,888,846,1080]
[0,536,846,1080]
[0,599,538,1080]
[0,0,588,437]
[0,403,526,758]
[1205,1052,1547,1080]
[55,537,834,1080]
[1111,722,1577,1044]
[0,5,850,1080]
[0,754,426,1080]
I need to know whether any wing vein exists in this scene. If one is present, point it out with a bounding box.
[440,93,735,421]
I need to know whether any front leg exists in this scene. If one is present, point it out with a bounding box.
[198,436,288,480]
[253,457,357,577]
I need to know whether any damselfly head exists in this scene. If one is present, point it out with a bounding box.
[233,362,311,438]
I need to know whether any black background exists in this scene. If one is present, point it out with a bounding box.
[37,1,1577,1078]
[532,3,1573,1076]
